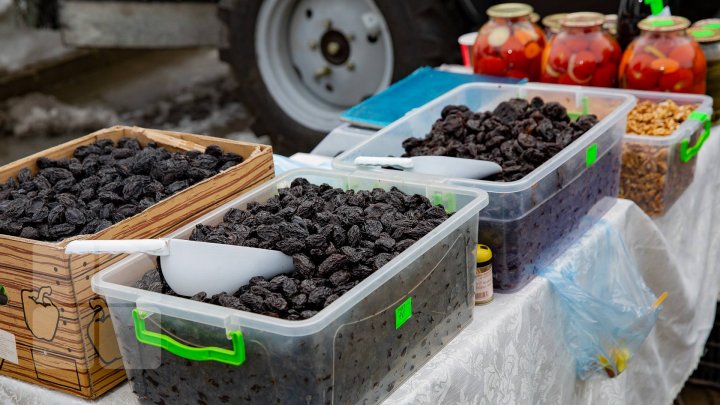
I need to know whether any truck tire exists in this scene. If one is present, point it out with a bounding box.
[219,0,472,154]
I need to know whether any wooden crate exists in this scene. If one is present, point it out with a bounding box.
[0,126,274,398]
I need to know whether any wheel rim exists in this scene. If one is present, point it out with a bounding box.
[256,0,394,132]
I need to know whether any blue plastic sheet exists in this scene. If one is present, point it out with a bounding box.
[541,220,664,380]
[273,154,307,175]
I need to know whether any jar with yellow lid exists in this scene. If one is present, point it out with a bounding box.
[472,3,546,80]
[475,244,493,305]
[689,27,720,122]
[619,16,706,94]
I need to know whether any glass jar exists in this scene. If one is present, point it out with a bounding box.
[472,3,546,80]
[619,16,706,94]
[689,27,720,122]
[542,13,567,40]
[604,14,618,38]
[540,12,621,87]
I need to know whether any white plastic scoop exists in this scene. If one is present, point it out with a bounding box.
[65,239,294,297]
[354,156,502,179]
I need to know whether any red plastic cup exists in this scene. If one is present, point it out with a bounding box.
[458,32,478,67]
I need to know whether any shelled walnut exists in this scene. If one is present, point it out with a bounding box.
[620,100,699,217]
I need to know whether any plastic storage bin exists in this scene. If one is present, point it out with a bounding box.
[619,90,713,217]
[92,169,489,405]
[334,83,636,292]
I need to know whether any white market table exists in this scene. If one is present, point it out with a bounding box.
[2,128,719,405]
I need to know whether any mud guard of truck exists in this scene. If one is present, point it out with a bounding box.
[59,1,225,48]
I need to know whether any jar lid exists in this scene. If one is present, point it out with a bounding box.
[604,14,618,35]
[476,244,493,263]
[542,13,567,33]
[487,3,533,19]
[530,12,540,24]
[562,12,605,28]
[638,16,690,32]
[689,27,720,43]
[693,18,720,30]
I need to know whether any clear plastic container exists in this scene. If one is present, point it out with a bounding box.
[619,90,713,217]
[92,168,489,404]
[333,83,636,292]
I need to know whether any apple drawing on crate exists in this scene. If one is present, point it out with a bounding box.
[21,286,60,342]
[87,298,121,365]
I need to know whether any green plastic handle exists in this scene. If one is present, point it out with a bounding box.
[132,309,245,366]
[680,111,711,163]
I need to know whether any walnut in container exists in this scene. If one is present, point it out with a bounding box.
[620,99,699,217]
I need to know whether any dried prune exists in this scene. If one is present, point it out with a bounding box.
[0,138,240,241]
[318,254,346,276]
[136,179,450,321]
[308,286,333,307]
[402,98,598,182]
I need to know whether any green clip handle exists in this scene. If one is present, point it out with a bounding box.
[132,309,245,366]
[680,111,711,163]
[644,0,664,15]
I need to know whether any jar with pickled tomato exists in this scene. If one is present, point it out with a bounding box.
[619,16,706,94]
[473,3,546,80]
[541,12,622,87]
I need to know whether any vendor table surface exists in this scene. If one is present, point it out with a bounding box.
[2,128,719,404]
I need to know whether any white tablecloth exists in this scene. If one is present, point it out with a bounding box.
[2,129,719,404]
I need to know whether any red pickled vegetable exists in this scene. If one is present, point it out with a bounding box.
[650,58,680,74]
[659,68,693,92]
[590,63,618,87]
[625,54,661,89]
[668,45,695,68]
[558,73,578,85]
[565,38,588,53]
[524,42,542,60]
[570,51,598,81]
[476,56,507,76]
[548,45,571,71]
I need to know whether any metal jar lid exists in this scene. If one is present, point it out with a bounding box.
[487,3,533,19]
[689,27,720,43]
[638,16,691,33]
[542,13,568,34]
[604,14,618,35]
[562,12,605,29]
[693,18,720,30]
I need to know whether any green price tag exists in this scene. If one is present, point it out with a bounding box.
[395,297,412,329]
[649,19,674,27]
[586,143,598,168]
[691,29,716,39]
